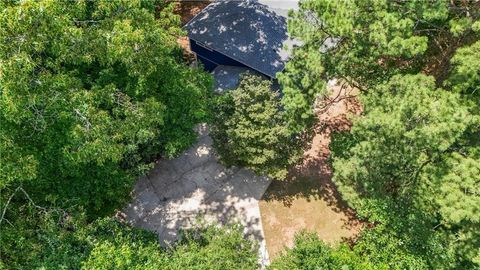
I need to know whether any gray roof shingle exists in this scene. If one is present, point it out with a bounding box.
[185,0,294,78]
[212,65,261,93]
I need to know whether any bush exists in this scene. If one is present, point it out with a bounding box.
[0,0,212,217]
[269,228,435,270]
[210,73,302,179]
[0,202,258,269]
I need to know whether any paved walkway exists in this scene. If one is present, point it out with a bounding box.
[122,124,272,265]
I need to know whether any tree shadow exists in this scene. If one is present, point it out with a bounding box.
[120,124,271,264]
[261,81,363,229]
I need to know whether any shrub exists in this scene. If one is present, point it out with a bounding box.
[211,73,301,179]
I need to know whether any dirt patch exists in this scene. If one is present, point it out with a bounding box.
[177,36,195,62]
[172,0,211,26]
[259,80,363,259]
[170,1,211,63]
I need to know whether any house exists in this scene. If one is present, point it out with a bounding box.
[184,0,298,92]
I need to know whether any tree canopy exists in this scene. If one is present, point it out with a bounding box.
[0,0,211,216]
[330,74,479,268]
[269,229,436,270]
[1,202,258,269]
[2,0,479,268]
[211,73,301,179]
[0,1,240,269]
[273,0,480,268]
[284,0,478,89]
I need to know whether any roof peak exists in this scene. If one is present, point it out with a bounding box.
[185,0,295,78]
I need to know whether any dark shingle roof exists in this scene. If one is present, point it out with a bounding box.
[185,0,292,78]
[212,65,263,93]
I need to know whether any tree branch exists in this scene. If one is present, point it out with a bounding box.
[0,186,49,227]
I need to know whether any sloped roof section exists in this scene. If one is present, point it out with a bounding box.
[212,65,265,93]
[185,0,294,78]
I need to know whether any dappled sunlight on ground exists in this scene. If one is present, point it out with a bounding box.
[120,124,272,265]
[260,80,363,259]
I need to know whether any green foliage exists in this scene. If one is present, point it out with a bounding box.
[332,74,471,218]
[279,0,479,132]
[211,73,301,179]
[0,194,162,269]
[81,241,165,270]
[270,228,436,270]
[0,133,38,188]
[434,154,480,226]
[330,74,478,268]
[82,223,259,270]
[277,49,326,133]
[282,1,480,268]
[0,202,258,269]
[269,232,347,270]
[278,0,477,133]
[285,0,478,91]
[79,217,165,270]
[0,204,90,269]
[450,17,474,37]
[162,224,259,270]
[446,41,480,102]
[430,153,480,265]
[0,0,211,216]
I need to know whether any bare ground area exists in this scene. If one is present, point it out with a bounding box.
[172,0,211,26]
[173,0,211,61]
[259,80,364,259]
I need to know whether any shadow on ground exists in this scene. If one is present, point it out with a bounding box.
[259,80,364,258]
[263,80,361,217]
[121,124,271,265]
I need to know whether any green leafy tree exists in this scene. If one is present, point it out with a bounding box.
[330,74,478,268]
[0,202,258,269]
[446,40,480,107]
[332,74,471,218]
[281,1,480,268]
[211,73,301,179]
[280,0,479,132]
[0,0,211,216]
[277,49,326,133]
[270,227,445,270]
[159,224,259,270]
[430,153,480,265]
[284,0,479,91]
[269,232,348,270]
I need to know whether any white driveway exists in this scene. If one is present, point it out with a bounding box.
[122,124,271,266]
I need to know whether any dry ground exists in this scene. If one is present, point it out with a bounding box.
[173,1,211,61]
[173,0,211,25]
[259,81,364,258]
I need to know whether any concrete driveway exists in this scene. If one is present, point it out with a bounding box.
[122,124,271,265]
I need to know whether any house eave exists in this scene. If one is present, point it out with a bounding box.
[188,36,281,79]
